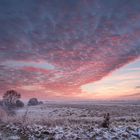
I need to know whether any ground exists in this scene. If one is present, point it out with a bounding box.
[0,100,140,140]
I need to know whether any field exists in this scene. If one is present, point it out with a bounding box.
[0,100,140,140]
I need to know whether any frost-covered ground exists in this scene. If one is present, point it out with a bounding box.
[0,101,140,140]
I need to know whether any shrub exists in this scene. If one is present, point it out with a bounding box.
[16,100,24,108]
[28,98,39,106]
[101,113,110,128]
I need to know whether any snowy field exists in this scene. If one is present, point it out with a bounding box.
[0,100,140,140]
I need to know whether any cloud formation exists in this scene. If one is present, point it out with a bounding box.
[0,0,140,98]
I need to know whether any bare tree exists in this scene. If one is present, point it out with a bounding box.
[3,90,21,108]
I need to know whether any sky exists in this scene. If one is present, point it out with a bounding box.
[0,0,140,100]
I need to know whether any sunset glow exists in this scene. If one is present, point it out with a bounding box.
[82,59,140,100]
[0,0,140,100]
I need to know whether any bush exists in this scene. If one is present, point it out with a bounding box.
[28,98,39,106]
[101,113,110,128]
[16,100,24,108]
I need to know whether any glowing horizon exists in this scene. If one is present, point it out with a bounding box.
[82,59,140,100]
[0,0,140,100]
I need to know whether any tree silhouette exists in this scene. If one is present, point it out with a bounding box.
[16,100,24,108]
[3,90,21,107]
[28,98,39,106]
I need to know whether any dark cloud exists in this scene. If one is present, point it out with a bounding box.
[0,0,140,96]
